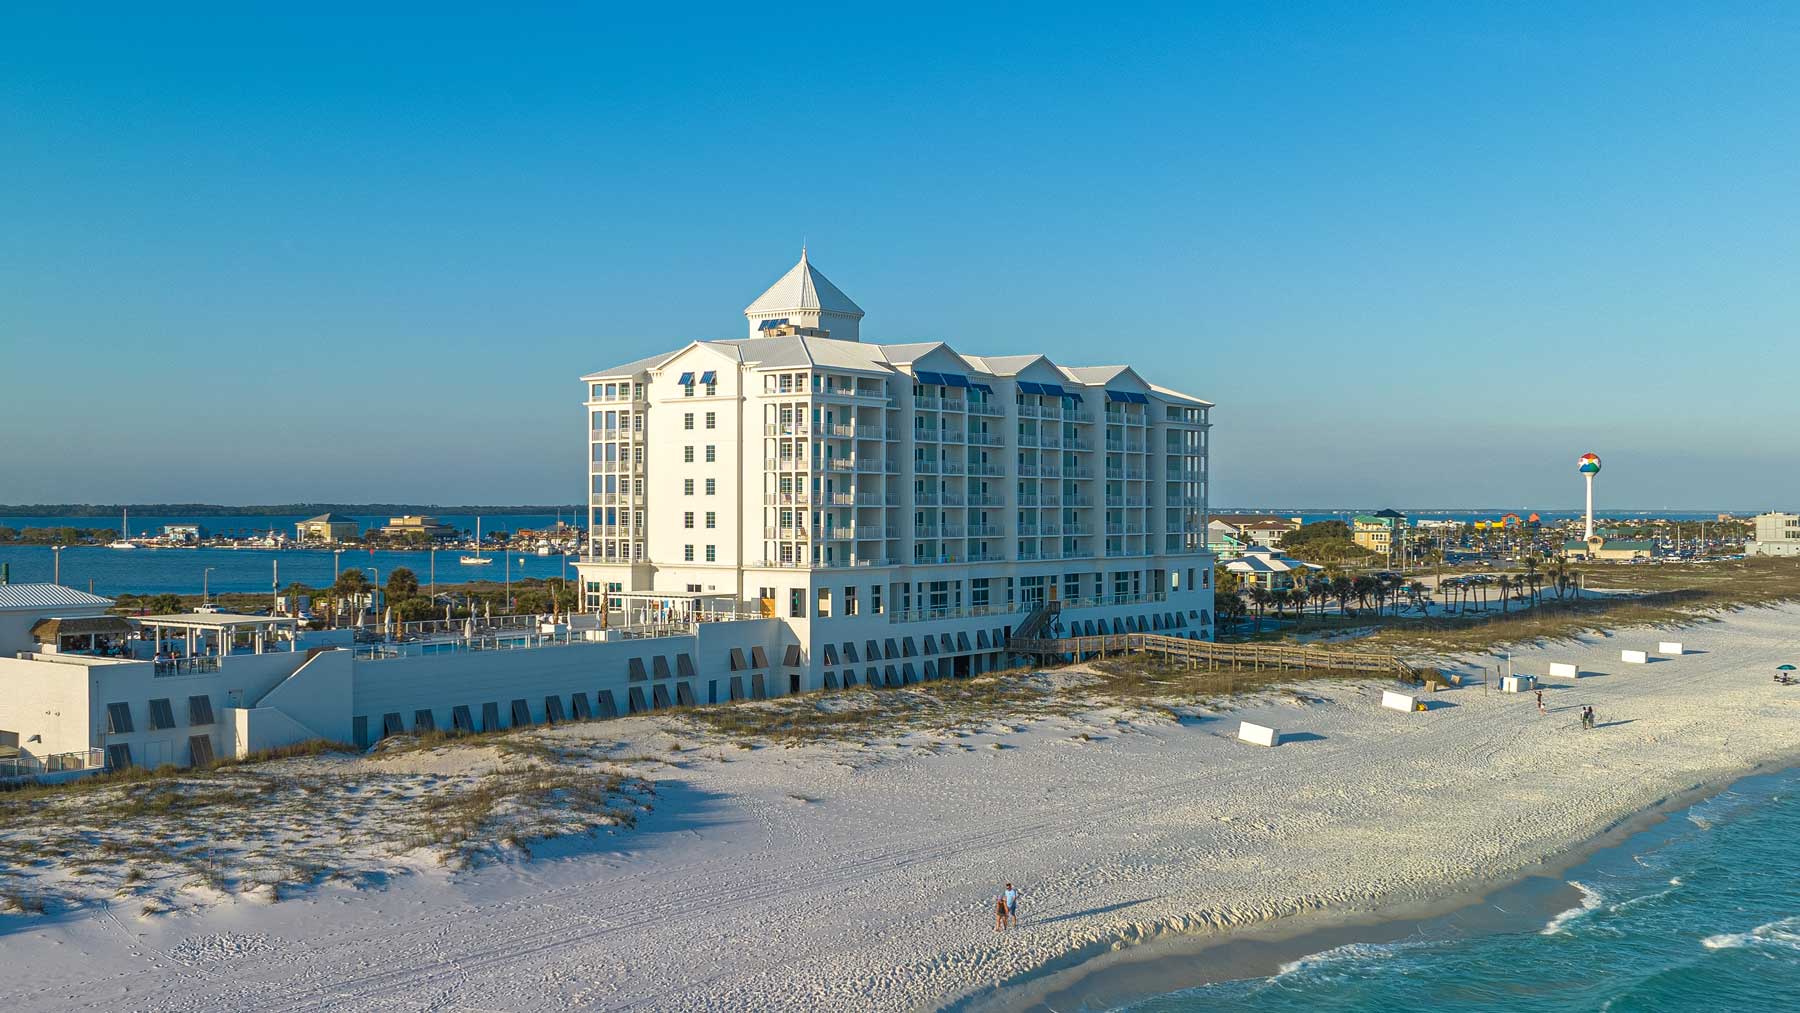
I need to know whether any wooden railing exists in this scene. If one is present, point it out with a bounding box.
[1010,632,1418,679]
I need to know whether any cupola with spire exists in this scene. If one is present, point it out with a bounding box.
[743,246,865,341]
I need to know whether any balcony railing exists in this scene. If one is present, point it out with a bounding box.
[764,492,810,505]
[967,432,1002,446]
[968,401,1003,417]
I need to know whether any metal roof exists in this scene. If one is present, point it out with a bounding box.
[0,584,115,611]
[744,248,865,319]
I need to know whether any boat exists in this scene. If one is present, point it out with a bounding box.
[107,507,137,549]
[460,516,494,565]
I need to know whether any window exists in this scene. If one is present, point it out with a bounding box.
[684,446,695,462]
[872,584,883,614]
[684,478,695,495]
[105,702,133,734]
[705,544,716,562]
[705,445,716,462]
[817,587,832,617]
[188,695,215,725]
[684,383,696,397]
[684,413,695,430]
[189,734,216,766]
[705,511,716,529]
[706,381,717,396]
[147,698,175,730]
[684,544,695,561]
[684,512,695,529]
[106,743,133,770]
[705,411,716,429]
[790,589,805,618]
[705,478,716,495]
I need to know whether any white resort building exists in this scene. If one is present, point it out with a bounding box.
[575,250,1215,688]
[0,253,1214,779]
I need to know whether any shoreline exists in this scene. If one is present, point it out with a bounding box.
[956,758,1795,1013]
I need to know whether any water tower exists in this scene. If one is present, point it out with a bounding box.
[1578,453,1602,543]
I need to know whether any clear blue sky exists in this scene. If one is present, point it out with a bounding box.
[4,3,1796,510]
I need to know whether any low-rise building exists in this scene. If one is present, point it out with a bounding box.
[378,515,458,540]
[1223,549,1322,591]
[1746,512,1800,557]
[1352,510,1408,554]
[295,513,359,544]
[1208,514,1301,549]
[1562,536,1655,561]
[161,524,201,543]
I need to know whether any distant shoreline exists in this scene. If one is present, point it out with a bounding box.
[0,503,584,518]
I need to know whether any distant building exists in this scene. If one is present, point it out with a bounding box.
[1352,510,1408,554]
[1224,549,1322,591]
[1208,514,1301,548]
[377,515,458,540]
[161,524,201,543]
[1746,511,1800,557]
[295,513,359,545]
[1562,536,1654,561]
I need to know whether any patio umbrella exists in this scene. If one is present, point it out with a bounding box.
[1780,665,1796,671]
[463,617,474,642]
[384,606,393,639]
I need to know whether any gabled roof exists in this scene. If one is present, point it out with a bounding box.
[583,350,674,380]
[0,584,114,611]
[302,513,354,524]
[744,249,864,319]
[961,354,1048,376]
[874,342,946,365]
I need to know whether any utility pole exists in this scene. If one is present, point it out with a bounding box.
[202,567,214,604]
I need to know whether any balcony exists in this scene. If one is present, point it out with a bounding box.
[941,398,967,413]
[914,396,943,411]
[940,524,965,537]
[1061,408,1089,423]
[915,458,940,474]
[941,429,966,444]
[968,524,1000,537]
[1018,494,1040,507]
[969,462,1005,477]
[1018,403,1049,418]
[765,423,810,436]
[856,458,885,473]
[1061,468,1092,480]
[968,494,1003,507]
[764,526,808,540]
[914,427,939,442]
[940,492,965,506]
[915,491,940,505]
[968,401,1003,417]
[764,491,810,505]
[941,460,965,474]
[967,432,1002,446]
[857,492,889,506]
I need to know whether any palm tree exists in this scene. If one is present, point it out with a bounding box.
[1408,580,1429,613]
[1247,585,1271,622]
[1332,575,1356,616]
[1289,584,1309,628]
[1498,574,1512,613]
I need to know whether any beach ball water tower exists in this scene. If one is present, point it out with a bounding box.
[1578,452,1602,542]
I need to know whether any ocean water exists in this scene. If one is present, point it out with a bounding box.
[1120,768,1800,1012]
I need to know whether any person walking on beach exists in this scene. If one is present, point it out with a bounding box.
[1535,689,1546,715]
[1004,883,1020,928]
[994,892,1009,932]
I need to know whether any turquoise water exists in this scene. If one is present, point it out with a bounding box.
[1124,768,1800,1012]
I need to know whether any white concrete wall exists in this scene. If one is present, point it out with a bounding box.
[0,656,93,757]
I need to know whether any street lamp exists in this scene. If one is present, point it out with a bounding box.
[51,544,66,585]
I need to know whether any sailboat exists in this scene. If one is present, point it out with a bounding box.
[460,515,493,565]
[108,507,137,549]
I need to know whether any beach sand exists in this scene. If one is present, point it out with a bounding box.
[6,605,1800,1012]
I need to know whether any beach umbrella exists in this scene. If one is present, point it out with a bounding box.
[463,617,474,642]
[1779,665,1796,671]
[384,606,393,639]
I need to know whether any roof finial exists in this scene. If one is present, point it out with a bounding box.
[801,238,807,263]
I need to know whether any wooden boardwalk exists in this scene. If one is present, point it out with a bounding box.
[1011,632,1418,680]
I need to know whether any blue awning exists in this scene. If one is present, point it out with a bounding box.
[1105,389,1131,402]
[1017,381,1044,395]
[700,371,717,385]
[972,382,994,394]
[1037,382,1066,397]
[1064,390,1084,401]
[942,373,971,388]
[914,370,946,386]
[678,372,695,385]
[1130,392,1150,404]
